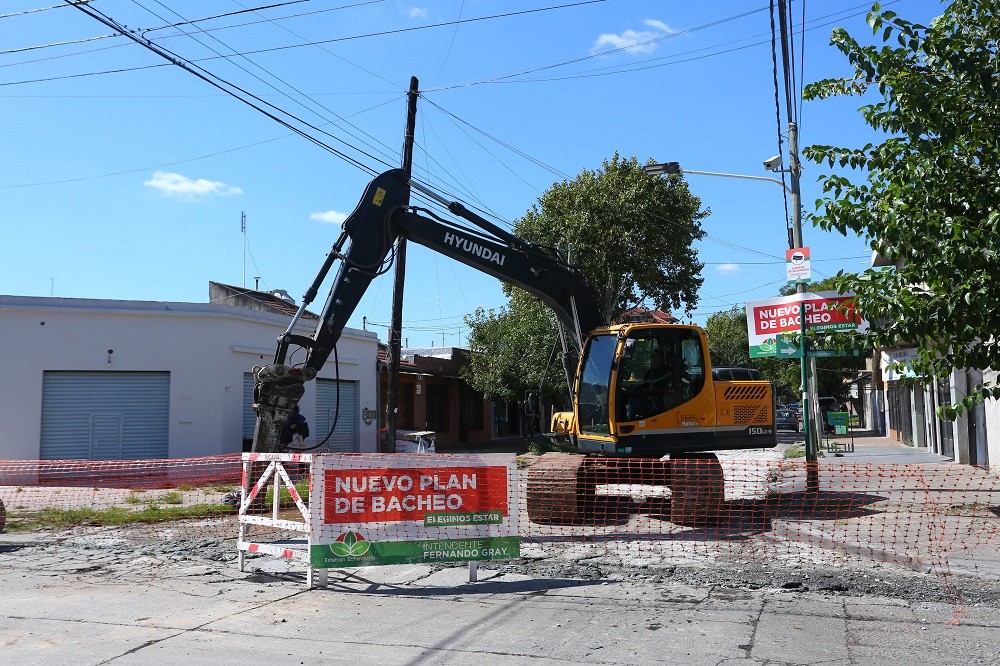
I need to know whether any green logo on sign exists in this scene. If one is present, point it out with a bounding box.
[329,531,371,557]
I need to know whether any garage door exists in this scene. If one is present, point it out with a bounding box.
[41,371,170,460]
[243,372,256,440]
[315,379,358,452]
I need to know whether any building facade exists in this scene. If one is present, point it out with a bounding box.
[377,346,497,450]
[0,289,378,461]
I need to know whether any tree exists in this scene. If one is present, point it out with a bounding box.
[462,290,565,406]
[803,1,1000,415]
[515,153,708,320]
[704,306,753,368]
[462,154,708,407]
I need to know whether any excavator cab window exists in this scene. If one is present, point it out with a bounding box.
[576,334,615,436]
[617,328,706,421]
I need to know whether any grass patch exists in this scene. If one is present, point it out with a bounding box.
[5,504,237,532]
[526,439,578,456]
[783,443,807,459]
[160,491,184,505]
[265,479,310,506]
[124,490,184,506]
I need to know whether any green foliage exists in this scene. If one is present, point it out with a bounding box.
[783,443,807,459]
[462,154,708,406]
[7,504,236,531]
[515,153,708,319]
[803,1,1000,415]
[703,306,753,369]
[264,480,310,507]
[462,290,567,406]
[160,491,184,505]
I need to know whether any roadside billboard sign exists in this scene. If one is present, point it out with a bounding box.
[308,453,519,569]
[745,292,867,358]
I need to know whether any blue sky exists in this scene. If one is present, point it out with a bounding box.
[2,0,944,347]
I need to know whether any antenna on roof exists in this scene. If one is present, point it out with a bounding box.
[241,212,247,288]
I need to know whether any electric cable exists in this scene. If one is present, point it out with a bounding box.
[123,0,401,171]
[67,1,388,176]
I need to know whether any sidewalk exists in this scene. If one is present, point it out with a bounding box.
[778,428,1000,581]
[820,428,956,464]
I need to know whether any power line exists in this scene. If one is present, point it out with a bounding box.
[67,1,390,177]
[103,0,606,74]
[127,0,402,170]
[704,255,868,265]
[426,5,768,92]
[0,3,76,19]
[425,1,895,89]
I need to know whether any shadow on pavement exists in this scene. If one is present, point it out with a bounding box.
[530,490,888,543]
[245,570,613,596]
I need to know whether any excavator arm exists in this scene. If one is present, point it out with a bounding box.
[251,169,605,452]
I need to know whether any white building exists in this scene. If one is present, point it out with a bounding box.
[870,253,994,466]
[0,284,379,461]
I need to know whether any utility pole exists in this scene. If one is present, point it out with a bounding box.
[385,76,419,453]
[788,123,819,493]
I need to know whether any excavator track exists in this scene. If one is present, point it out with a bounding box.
[525,452,724,526]
[526,453,595,524]
[668,452,724,526]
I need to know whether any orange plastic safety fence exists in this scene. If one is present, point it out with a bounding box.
[2,452,998,596]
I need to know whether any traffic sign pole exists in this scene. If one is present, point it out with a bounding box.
[799,296,817,491]
[786,122,819,493]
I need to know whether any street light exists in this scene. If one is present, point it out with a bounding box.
[643,162,794,197]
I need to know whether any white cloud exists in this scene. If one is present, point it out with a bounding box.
[591,19,675,55]
[408,7,428,19]
[715,263,742,275]
[644,19,672,33]
[144,171,243,199]
[310,210,348,224]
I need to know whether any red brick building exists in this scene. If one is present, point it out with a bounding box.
[377,346,497,450]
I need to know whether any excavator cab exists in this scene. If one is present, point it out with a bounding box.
[616,328,706,421]
[568,323,775,457]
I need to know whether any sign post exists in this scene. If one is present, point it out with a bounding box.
[746,292,867,359]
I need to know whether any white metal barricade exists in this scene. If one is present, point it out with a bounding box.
[237,452,327,588]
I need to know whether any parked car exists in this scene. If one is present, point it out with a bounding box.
[775,408,800,432]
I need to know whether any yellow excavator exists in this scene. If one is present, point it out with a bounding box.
[250,169,776,525]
